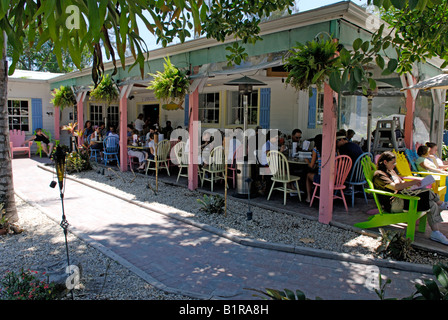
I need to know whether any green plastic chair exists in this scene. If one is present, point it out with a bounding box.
[353,156,427,242]
[34,129,52,157]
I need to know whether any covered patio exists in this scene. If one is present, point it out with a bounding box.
[47,2,447,238]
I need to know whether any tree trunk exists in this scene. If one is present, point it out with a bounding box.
[0,53,18,224]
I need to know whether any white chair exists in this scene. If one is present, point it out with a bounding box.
[266,150,301,205]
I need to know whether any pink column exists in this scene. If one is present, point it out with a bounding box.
[119,86,129,172]
[318,83,337,224]
[188,89,199,190]
[54,106,60,141]
[403,75,417,149]
[77,92,85,146]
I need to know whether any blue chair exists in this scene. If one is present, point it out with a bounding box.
[86,134,100,162]
[405,148,419,172]
[346,152,373,207]
[103,136,120,166]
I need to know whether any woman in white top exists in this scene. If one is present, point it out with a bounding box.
[426,142,448,170]
[415,145,446,174]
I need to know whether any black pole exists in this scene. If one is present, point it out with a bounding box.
[54,146,74,300]
[246,178,253,220]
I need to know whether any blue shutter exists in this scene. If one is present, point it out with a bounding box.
[184,94,189,127]
[259,88,270,129]
[32,98,43,132]
[307,88,317,129]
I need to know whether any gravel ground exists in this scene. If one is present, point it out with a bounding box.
[1,164,448,300]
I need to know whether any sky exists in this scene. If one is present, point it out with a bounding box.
[137,0,368,52]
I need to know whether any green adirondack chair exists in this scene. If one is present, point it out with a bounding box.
[354,156,427,241]
[34,129,52,157]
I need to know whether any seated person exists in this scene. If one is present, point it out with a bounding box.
[426,142,448,170]
[415,145,447,174]
[336,130,362,175]
[346,129,355,142]
[146,132,157,160]
[127,135,147,171]
[374,151,448,245]
[305,134,322,203]
[23,128,54,158]
[89,126,104,151]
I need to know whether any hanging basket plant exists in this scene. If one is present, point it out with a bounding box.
[148,56,189,110]
[284,38,341,96]
[51,86,76,111]
[89,74,119,103]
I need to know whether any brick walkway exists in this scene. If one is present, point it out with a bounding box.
[13,157,438,300]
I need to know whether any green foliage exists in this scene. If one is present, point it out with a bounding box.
[442,144,448,161]
[410,264,448,300]
[284,39,340,95]
[197,194,225,214]
[0,203,8,229]
[0,268,60,300]
[376,228,414,261]
[148,56,190,105]
[89,74,119,103]
[51,85,76,111]
[369,0,448,73]
[246,287,321,300]
[250,263,448,301]
[225,42,249,67]
[65,150,91,174]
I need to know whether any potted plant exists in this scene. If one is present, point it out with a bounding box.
[148,56,189,110]
[284,38,341,96]
[0,203,9,235]
[50,85,76,111]
[89,74,119,104]
[61,122,84,152]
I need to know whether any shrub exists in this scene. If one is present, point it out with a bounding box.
[376,228,414,261]
[65,149,92,173]
[0,268,60,300]
[197,194,225,214]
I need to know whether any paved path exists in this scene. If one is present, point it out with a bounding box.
[13,158,435,300]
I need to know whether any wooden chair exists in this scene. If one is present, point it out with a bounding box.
[102,136,120,166]
[146,140,171,176]
[393,150,447,201]
[266,150,301,205]
[310,155,352,211]
[9,129,32,159]
[346,152,373,207]
[353,156,427,241]
[201,146,227,192]
[174,141,188,182]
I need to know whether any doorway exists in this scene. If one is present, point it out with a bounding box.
[142,104,160,126]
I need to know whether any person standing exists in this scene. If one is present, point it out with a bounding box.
[134,114,145,135]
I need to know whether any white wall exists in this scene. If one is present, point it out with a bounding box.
[7,79,55,141]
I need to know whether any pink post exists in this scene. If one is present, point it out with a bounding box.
[119,86,129,172]
[318,83,337,224]
[77,92,85,146]
[188,89,199,190]
[402,74,417,149]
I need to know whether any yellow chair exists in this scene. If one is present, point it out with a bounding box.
[393,150,447,201]
[266,150,302,205]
